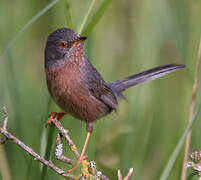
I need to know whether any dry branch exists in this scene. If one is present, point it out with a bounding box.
[118,168,134,180]
[53,120,80,158]
[0,107,133,180]
[55,133,73,164]
[0,109,73,179]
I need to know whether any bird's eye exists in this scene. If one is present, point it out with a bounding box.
[59,41,68,48]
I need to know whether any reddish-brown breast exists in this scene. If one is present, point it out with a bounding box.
[45,58,109,123]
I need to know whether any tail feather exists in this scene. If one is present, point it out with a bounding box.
[109,64,185,94]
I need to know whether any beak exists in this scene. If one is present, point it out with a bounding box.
[71,36,87,47]
[78,36,87,42]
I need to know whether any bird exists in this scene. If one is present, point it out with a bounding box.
[44,28,184,167]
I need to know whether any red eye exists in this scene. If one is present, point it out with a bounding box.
[59,41,68,48]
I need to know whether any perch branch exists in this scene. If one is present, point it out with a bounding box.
[53,124,110,180]
[0,106,133,180]
[2,106,8,130]
[53,120,80,159]
[55,133,73,164]
[0,107,73,179]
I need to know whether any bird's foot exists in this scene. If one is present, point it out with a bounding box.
[66,130,91,172]
[79,155,88,161]
[45,112,66,127]
[66,155,88,173]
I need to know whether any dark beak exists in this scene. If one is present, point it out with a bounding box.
[79,36,87,42]
[71,36,87,47]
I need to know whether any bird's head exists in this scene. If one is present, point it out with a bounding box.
[45,28,87,68]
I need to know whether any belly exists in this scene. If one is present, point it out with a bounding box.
[45,68,110,123]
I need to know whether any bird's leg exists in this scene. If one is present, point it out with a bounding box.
[45,112,66,127]
[78,123,93,162]
[67,123,93,173]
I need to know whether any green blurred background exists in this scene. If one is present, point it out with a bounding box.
[0,0,201,179]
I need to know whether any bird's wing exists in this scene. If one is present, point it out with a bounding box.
[82,58,118,110]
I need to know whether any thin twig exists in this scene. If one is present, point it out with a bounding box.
[55,133,73,164]
[54,120,80,158]
[124,168,134,180]
[0,108,73,179]
[53,122,110,179]
[1,106,132,180]
[89,161,109,180]
[117,168,134,180]
[2,106,8,130]
[0,106,8,144]
[117,170,122,180]
[181,37,201,180]
[0,127,73,179]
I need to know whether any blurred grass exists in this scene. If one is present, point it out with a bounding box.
[0,0,60,57]
[0,0,201,180]
[160,104,201,180]
[82,0,113,35]
[77,0,96,34]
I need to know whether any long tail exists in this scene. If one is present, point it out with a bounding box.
[109,64,185,94]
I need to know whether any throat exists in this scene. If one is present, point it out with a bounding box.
[45,44,85,69]
[45,57,66,69]
[67,44,84,61]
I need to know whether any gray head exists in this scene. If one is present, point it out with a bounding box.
[45,28,87,68]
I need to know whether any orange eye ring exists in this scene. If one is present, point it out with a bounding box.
[59,41,68,48]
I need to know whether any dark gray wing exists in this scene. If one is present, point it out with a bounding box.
[82,58,118,110]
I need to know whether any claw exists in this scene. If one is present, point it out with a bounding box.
[66,156,87,173]
[79,155,88,161]
[45,112,66,127]
[65,134,89,173]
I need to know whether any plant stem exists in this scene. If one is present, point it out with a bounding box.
[159,103,201,180]
[180,37,201,180]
